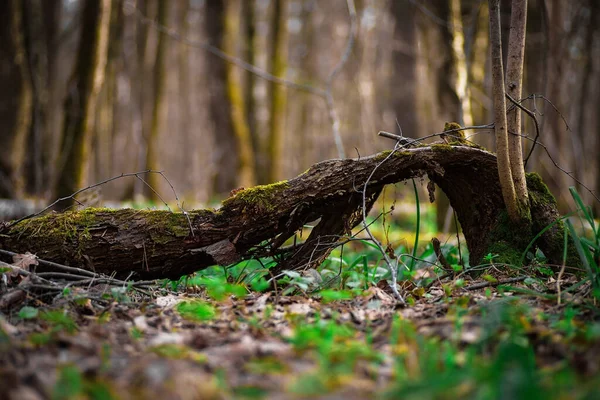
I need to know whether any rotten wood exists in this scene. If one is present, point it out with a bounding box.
[0,146,569,280]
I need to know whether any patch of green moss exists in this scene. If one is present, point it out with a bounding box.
[10,208,107,256]
[134,210,193,244]
[221,181,289,216]
[431,144,455,153]
[526,172,557,207]
[485,211,533,266]
[526,173,581,269]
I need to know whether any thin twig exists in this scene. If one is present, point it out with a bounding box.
[464,275,527,290]
[360,139,406,304]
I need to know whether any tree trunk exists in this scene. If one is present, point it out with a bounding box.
[505,0,529,211]
[54,0,111,207]
[224,0,256,188]
[144,0,168,200]
[205,0,238,197]
[489,0,518,221]
[0,0,33,199]
[1,146,576,280]
[266,0,289,183]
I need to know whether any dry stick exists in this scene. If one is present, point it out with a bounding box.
[0,249,96,277]
[361,139,405,304]
[7,169,195,236]
[432,238,452,272]
[505,93,540,166]
[126,0,357,159]
[464,276,526,291]
[0,249,156,289]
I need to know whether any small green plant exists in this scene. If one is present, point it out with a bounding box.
[176,300,217,321]
[186,275,247,300]
[567,188,600,299]
[18,306,39,319]
[40,310,78,334]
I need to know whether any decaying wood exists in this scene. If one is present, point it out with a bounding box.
[0,146,568,280]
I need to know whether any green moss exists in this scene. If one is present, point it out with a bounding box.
[431,144,455,153]
[485,211,532,266]
[526,172,557,207]
[10,208,106,256]
[221,181,289,216]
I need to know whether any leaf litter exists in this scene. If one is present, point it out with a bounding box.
[1,259,600,399]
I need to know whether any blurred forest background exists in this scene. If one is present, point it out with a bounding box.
[1,0,599,220]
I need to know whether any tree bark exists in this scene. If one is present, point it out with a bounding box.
[1,146,574,280]
[488,0,518,222]
[505,0,529,211]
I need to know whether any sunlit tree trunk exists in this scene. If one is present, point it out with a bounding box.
[242,0,263,183]
[144,0,168,200]
[449,0,473,127]
[55,0,111,207]
[505,0,529,211]
[224,0,256,188]
[266,0,289,183]
[177,0,194,198]
[489,0,518,221]
[95,0,124,188]
[297,0,316,174]
[467,2,489,133]
[0,0,32,199]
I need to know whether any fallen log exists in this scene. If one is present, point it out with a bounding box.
[0,145,576,280]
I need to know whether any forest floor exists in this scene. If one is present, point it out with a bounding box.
[2,265,600,400]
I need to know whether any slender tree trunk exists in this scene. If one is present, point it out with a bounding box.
[468,2,490,132]
[177,0,193,197]
[224,0,256,188]
[95,0,124,191]
[21,0,49,198]
[449,0,473,127]
[55,0,111,207]
[40,0,62,199]
[205,0,238,197]
[489,0,518,222]
[505,0,529,211]
[267,0,289,183]
[390,0,418,137]
[144,0,168,200]
[242,0,262,183]
[0,0,32,199]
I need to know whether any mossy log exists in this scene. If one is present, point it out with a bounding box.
[0,146,573,280]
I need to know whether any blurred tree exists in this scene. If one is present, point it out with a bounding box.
[242,0,261,182]
[22,0,62,198]
[390,0,418,137]
[55,0,111,207]
[224,0,256,188]
[177,0,193,194]
[266,0,289,183]
[94,0,124,185]
[449,0,473,127]
[144,0,169,200]
[0,0,32,199]
[204,0,238,197]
